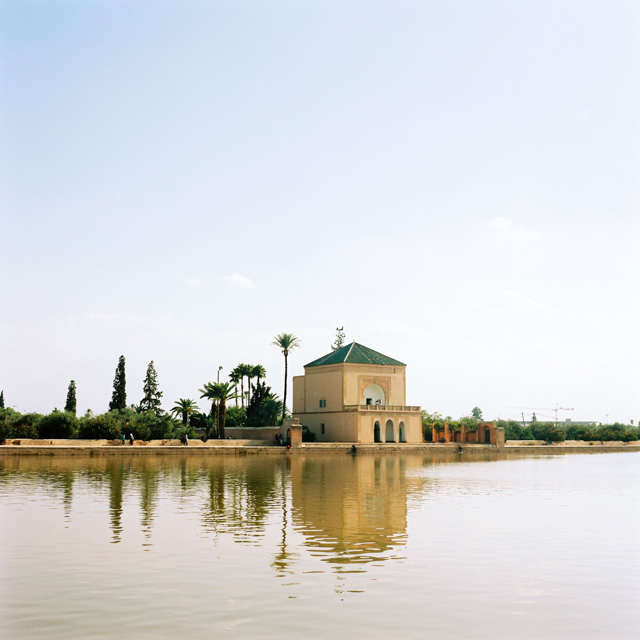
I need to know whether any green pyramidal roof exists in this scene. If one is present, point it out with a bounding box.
[304,342,406,368]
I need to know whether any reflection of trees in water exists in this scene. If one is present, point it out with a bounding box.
[0,453,466,562]
[201,458,280,545]
[134,460,161,545]
[0,458,76,521]
[106,459,125,544]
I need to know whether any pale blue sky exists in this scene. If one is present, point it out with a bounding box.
[1,1,638,423]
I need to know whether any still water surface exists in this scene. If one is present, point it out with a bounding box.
[1,452,639,639]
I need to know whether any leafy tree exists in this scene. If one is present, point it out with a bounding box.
[225,406,247,427]
[471,406,483,420]
[189,412,216,440]
[497,419,534,441]
[65,380,77,415]
[461,415,479,432]
[39,410,77,439]
[565,424,596,441]
[331,327,345,352]
[246,382,283,427]
[421,410,442,441]
[109,355,127,411]
[531,422,565,442]
[170,398,199,428]
[0,409,40,440]
[0,390,4,409]
[140,361,163,414]
[272,333,300,421]
[77,412,121,440]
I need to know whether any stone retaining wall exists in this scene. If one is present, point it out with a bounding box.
[1,441,638,456]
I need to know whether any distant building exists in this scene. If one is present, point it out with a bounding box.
[292,342,422,443]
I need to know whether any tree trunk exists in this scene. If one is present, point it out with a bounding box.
[282,354,288,422]
[219,400,226,439]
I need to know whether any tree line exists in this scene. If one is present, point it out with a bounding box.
[0,333,301,442]
[422,407,639,442]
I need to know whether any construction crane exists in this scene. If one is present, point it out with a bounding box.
[507,404,574,425]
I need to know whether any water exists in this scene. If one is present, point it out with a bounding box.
[1,451,639,639]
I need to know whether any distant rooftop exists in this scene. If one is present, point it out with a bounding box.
[304,342,406,368]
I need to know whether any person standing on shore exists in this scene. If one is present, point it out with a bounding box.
[121,433,125,446]
[129,433,134,446]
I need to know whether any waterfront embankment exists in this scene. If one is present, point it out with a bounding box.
[1,439,639,456]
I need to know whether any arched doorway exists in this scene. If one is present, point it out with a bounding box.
[385,419,394,443]
[399,421,406,443]
[374,421,381,443]
[363,384,385,406]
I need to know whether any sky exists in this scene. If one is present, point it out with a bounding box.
[1,0,638,424]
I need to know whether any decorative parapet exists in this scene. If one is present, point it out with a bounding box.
[343,404,421,412]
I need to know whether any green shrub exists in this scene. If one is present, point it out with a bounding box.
[0,418,40,440]
[78,413,121,440]
[302,425,316,442]
[225,406,246,427]
[38,410,77,439]
[190,412,217,439]
[565,424,596,441]
[497,420,534,440]
[531,422,566,442]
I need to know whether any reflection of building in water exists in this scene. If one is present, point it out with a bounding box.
[292,342,422,443]
[289,455,421,564]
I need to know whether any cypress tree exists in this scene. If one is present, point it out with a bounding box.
[331,327,345,351]
[0,390,4,409]
[140,360,163,414]
[109,355,127,411]
[65,380,77,416]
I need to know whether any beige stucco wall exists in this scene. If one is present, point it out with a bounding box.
[294,409,423,443]
[342,363,406,406]
[298,362,407,411]
[296,411,360,442]
[300,365,345,412]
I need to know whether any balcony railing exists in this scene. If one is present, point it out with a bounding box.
[343,404,421,412]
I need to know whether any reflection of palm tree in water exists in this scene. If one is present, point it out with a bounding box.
[201,460,279,542]
[138,462,160,546]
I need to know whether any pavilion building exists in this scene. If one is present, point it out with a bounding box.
[292,342,422,443]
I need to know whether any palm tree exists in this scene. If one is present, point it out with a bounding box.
[272,333,300,421]
[243,364,252,406]
[170,398,199,428]
[252,364,266,390]
[229,369,242,406]
[199,381,222,438]
[211,382,238,439]
[232,364,251,408]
